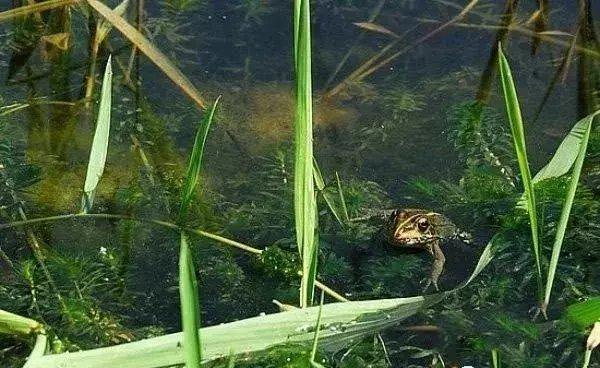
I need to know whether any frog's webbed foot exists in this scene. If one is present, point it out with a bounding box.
[420,276,439,293]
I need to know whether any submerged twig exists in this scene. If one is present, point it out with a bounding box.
[0,213,349,302]
[322,0,386,90]
[326,0,480,98]
[0,0,79,23]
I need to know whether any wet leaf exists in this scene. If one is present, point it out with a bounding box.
[543,111,598,311]
[22,237,498,367]
[82,56,112,213]
[566,298,600,329]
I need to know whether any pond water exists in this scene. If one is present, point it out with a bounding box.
[1,1,599,367]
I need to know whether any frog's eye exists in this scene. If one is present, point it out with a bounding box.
[417,217,430,231]
[390,209,399,219]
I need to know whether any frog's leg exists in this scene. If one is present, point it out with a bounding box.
[422,241,445,292]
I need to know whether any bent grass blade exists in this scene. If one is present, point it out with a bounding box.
[87,0,206,110]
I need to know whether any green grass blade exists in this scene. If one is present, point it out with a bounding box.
[179,97,221,221]
[543,111,598,312]
[23,238,498,368]
[335,172,350,222]
[491,348,500,368]
[313,159,344,227]
[82,56,112,213]
[96,0,130,44]
[0,309,44,337]
[179,233,202,367]
[309,291,326,367]
[583,349,591,368]
[497,45,543,301]
[566,298,600,329]
[294,0,318,308]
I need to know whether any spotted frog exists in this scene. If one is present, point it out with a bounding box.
[383,209,472,291]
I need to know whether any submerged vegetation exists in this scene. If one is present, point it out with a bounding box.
[1,0,600,367]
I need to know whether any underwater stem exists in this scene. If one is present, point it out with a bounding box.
[0,213,349,302]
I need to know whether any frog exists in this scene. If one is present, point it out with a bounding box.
[383,208,472,291]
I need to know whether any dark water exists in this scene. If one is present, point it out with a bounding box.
[1,1,599,367]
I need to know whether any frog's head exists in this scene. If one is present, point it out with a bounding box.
[385,209,447,247]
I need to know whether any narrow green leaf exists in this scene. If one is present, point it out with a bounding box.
[310,291,326,367]
[294,0,318,307]
[566,298,600,329]
[23,238,497,368]
[497,45,543,300]
[0,309,43,337]
[82,56,112,213]
[313,159,344,227]
[96,0,130,44]
[533,114,597,183]
[543,112,597,311]
[179,233,202,367]
[179,97,221,221]
[335,172,350,222]
[583,349,591,368]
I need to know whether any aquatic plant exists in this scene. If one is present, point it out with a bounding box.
[293,0,318,308]
[1,1,599,367]
[498,46,543,302]
[499,45,600,316]
[81,56,112,213]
